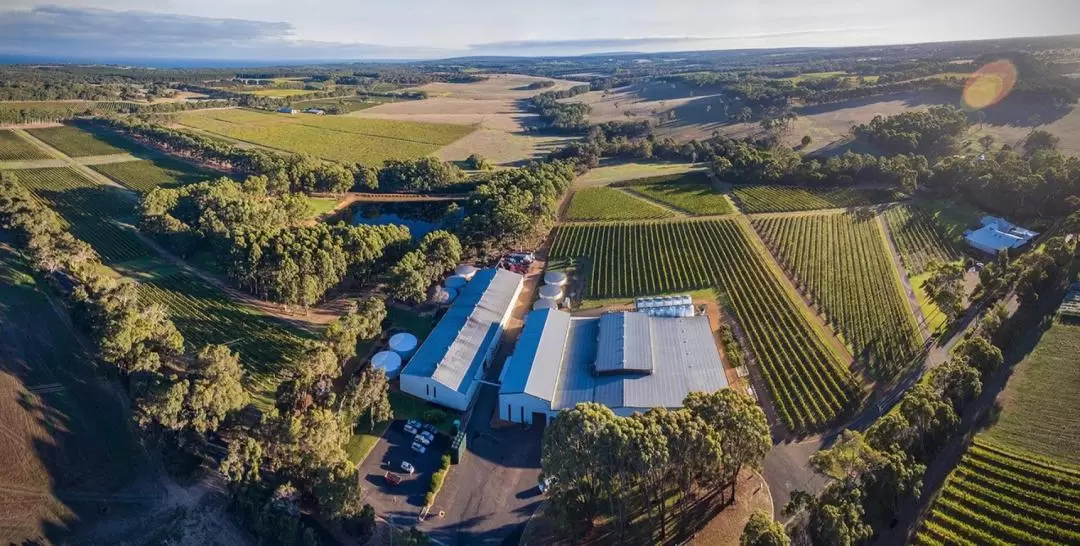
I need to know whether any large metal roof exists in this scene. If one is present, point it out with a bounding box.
[500,310,727,411]
[401,268,522,393]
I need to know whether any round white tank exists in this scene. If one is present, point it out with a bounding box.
[371,351,402,379]
[445,275,468,290]
[543,271,568,287]
[533,298,558,310]
[538,284,563,301]
[388,332,418,358]
[454,264,478,280]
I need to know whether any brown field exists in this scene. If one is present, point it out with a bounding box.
[351,74,584,165]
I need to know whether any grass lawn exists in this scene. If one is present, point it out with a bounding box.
[0,130,50,160]
[306,197,341,218]
[347,390,458,464]
[622,171,733,216]
[574,161,706,188]
[25,125,126,157]
[914,199,983,246]
[982,321,1080,465]
[387,306,437,339]
[565,188,675,221]
[176,108,475,165]
[910,270,949,334]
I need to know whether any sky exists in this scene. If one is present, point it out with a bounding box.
[0,0,1078,62]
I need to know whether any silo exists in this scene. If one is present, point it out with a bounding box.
[371,351,403,379]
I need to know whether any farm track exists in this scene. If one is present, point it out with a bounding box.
[877,214,932,341]
[10,129,126,190]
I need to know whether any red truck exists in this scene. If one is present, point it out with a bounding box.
[384,471,402,486]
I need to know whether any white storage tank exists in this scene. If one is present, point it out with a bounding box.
[371,351,403,379]
[445,275,468,290]
[538,284,563,301]
[543,271,568,287]
[388,332,418,359]
[454,264,478,280]
[533,298,558,311]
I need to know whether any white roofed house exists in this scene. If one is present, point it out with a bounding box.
[965,216,1039,255]
[399,268,523,411]
[497,308,728,426]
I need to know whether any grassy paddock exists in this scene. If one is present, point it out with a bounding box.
[565,188,675,221]
[621,171,733,216]
[176,108,474,164]
[574,162,706,188]
[25,125,126,157]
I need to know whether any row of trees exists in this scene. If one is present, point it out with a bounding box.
[459,160,576,251]
[542,391,771,543]
[784,234,1076,545]
[530,84,593,130]
[853,106,971,157]
[140,177,410,307]
[387,230,462,304]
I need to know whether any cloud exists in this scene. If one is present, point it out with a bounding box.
[0,5,453,61]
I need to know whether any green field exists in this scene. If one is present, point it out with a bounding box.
[565,188,674,221]
[621,171,733,216]
[982,322,1080,465]
[752,213,921,373]
[176,108,475,164]
[306,197,342,218]
[882,204,962,274]
[0,130,50,160]
[915,439,1080,546]
[91,156,218,193]
[574,162,706,187]
[14,167,150,262]
[733,185,906,214]
[549,219,858,431]
[25,125,126,157]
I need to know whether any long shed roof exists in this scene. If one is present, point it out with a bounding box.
[402,268,522,393]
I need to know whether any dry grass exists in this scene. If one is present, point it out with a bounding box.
[574,161,707,188]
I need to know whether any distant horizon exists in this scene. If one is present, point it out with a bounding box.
[1,2,1078,65]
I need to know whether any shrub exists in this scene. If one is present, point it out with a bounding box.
[424,454,453,507]
[423,409,448,425]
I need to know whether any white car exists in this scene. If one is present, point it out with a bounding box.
[411,441,427,454]
[419,430,436,443]
[400,461,415,474]
[415,433,432,446]
[403,420,420,434]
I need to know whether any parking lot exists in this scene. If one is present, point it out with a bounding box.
[357,420,448,517]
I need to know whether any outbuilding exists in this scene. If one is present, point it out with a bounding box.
[400,268,524,411]
[965,216,1038,255]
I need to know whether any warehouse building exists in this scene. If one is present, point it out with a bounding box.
[965,216,1038,255]
[400,268,523,411]
[497,309,727,425]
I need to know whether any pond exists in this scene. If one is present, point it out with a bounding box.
[351,201,464,239]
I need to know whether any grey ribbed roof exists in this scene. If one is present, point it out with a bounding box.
[502,310,727,411]
[402,268,523,393]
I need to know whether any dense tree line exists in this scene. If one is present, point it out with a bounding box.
[853,106,970,156]
[460,160,576,251]
[542,391,770,543]
[140,177,410,307]
[784,236,1075,545]
[0,99,236,124]
[387,230,462,304]
[378,157,466,192]
[530,84,593,130]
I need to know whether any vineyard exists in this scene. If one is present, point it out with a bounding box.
[13,167,151,263]
[548,219,859,431]
[91,157,217,193]
[733,185,905,213]
[621,171,734,216]
[136,270,308,406]
[0,130,50,161]
[25,125,126,157]
[915,439,1080,546]
[752,212,921,375]
[882,204,961,274]
[564,188,674,221]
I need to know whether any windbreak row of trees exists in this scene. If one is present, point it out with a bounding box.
[140,177,411,307]
[784,236,1077,545]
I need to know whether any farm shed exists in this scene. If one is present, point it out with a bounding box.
[400,268,523,411]
[497,309,727,425]
[965,216,1038,254]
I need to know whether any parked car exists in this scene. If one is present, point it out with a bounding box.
[538,476,557,494]
[400,461,415,474]
[384,471,402,486]
[411,441,427,454]
[415,433,432,446]
[403,420,420,434]
[420,423,438,435]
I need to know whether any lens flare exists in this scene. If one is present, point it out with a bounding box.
[962,60,1018,110]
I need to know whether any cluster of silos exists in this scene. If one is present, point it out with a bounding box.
[371,331,419,379]
[634,294,695,317]
[534,270,568,310]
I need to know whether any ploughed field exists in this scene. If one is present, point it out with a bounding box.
[733,185,905,214]
[751,213,921,374]
[548,218,859,432]
[915,439,1080,546]
[176,108,475,165]
[882,204,961,274]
